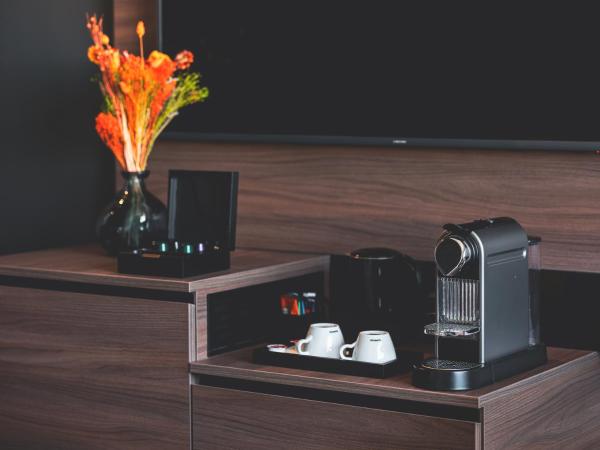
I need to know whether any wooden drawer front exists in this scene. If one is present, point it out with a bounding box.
[0,286,190,450]
[192,385,480,450]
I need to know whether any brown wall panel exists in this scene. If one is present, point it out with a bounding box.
[114,0,158,52]
[145,141,600,273]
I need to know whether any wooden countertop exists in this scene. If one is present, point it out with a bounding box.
[189,346,598,409]
[0,245,329,293]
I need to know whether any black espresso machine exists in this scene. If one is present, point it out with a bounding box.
[330,247,423,346]
[413,217,547,391]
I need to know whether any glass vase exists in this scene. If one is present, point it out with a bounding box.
[96,171,167,255]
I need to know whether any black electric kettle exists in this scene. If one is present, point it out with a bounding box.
[330,247,423,345]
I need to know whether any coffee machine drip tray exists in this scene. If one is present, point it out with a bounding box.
[413,344,548,391]
[422,358,482,371]
[424,322,480,337]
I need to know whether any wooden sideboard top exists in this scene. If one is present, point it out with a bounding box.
[190,346,598,409]
[0,245,328,293]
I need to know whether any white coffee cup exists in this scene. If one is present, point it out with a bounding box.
[339,330,397,364]
[296,323,345,358]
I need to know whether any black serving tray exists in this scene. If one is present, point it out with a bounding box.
[252,346,423,379]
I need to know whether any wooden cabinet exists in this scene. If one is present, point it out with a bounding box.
[191,346,600,450]
[192,385,480,450]
[0,286,191,450]
[2,245,598,449]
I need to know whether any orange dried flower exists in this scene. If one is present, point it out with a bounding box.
[148,51,171,68]
[150,81,176,119]
[175,50,194,70]
[108,49,120,72]
[96,112,125,169]
[147,51,176,82]
[136,21,145,38]
[119,81,131,95]
[86,14,207,172]
[87,45,101,64]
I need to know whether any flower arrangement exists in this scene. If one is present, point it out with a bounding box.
[86,15,208,172]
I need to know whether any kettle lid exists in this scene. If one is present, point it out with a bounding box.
[349,247,400,260]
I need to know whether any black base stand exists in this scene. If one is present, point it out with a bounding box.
[412,344,547,391]
[118,248,230,278]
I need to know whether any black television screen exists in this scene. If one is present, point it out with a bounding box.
[160,3,600,151]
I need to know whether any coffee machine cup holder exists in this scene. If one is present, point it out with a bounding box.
[424,322,480,337]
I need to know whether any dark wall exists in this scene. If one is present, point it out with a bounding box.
[0,1,115,254]
[541,270,600,351]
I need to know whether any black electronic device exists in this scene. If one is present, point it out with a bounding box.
[167,170,238,250]
[330,248,423,347]
[412,217,547,391]
[117,170,238,277]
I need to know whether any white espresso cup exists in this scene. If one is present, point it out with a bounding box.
[339,330,397,364]
[296,323,345,358]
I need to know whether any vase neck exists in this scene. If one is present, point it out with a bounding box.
[121,171,150,193]
[122,171,150,181]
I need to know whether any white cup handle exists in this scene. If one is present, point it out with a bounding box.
[296,335,313,355]
[339,341,357,360]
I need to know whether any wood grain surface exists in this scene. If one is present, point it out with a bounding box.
[195,292,209,360]
[192,384,480,450]
[482,351,600,449]
[0,286,190,450]
[144,141,600,274]
[0,244,328,293]
[189,346,595,409]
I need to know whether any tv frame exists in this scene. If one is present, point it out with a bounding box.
[158,1,599,153]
